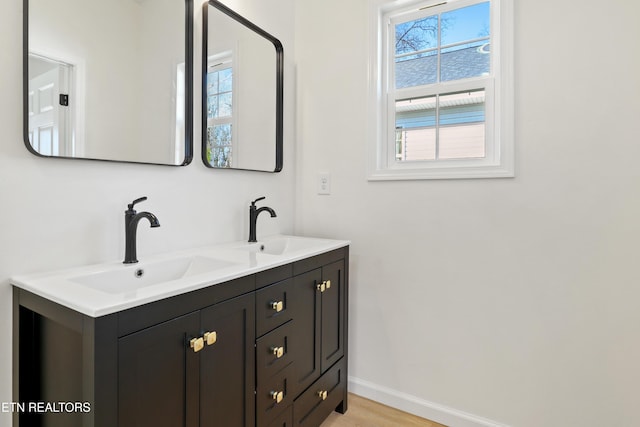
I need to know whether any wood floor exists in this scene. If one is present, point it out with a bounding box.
[320,394,447,427]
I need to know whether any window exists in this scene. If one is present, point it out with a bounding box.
[206,55,234,168]
[369,0,514,180]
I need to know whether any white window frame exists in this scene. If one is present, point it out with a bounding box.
[368,0,514,180]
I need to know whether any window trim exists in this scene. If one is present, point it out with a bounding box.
[368,0,514,180]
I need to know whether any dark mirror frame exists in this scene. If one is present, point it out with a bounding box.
[23,0,194,166]
[202,0,283,172]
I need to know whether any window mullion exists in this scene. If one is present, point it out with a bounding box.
[435,94,440,160]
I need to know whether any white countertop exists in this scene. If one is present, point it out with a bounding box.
[11,235,349,317]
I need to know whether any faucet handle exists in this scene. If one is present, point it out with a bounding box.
[251,196,266,206]
[127,196,148,211]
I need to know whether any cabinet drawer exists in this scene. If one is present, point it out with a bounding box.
[256,278,294,337]
[257,320,294,382]
[257,362,295,427]
[266,405,293,427]
[293,359,346,427]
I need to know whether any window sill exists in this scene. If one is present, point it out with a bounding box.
[367,163,514,181]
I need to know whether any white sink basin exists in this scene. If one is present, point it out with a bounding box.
[238,236,329,255]
[70,256,235,294]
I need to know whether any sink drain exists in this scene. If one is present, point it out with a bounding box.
[134,268,145,279]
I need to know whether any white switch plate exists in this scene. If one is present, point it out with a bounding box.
[318,172,331,195]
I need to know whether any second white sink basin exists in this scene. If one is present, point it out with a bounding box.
[70,256,235,294]
[238,236,330,255]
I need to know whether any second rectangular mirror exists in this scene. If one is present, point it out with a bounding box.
[203,0,283,172]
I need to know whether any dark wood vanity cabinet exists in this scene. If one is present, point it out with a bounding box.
[13,246,348,427]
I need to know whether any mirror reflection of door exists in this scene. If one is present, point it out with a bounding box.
[28,54,73,156]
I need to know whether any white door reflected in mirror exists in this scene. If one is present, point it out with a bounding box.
[28,54,73,157]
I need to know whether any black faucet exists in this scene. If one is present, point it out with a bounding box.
[124,197,160,264]
[248,197,277,243]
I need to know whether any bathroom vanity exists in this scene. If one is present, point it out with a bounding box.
[12,236,349,427]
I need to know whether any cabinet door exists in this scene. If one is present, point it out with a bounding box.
[200,293,256,427]
[320,260,345,373]
[290,269,322,396]
[118,312,200,427]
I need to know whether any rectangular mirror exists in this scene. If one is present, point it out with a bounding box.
[203,0,283,172]
[24,0,193,165]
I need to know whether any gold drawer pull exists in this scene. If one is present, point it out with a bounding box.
[325,280,331,289]
[204,331,217,346]
[189,337,204,353]
[270,390,284,403]
[271,346,284,358]
[317,390,328,401]
[270,301,284,312]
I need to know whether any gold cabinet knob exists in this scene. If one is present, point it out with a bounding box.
[204,331,217,346]
[270,390,284,403]
[317,280,331,292]
[189,337,204,353]
[270,301,284,312]
[317,390,328,401]
[271,346,284,358]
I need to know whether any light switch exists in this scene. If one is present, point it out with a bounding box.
[318,173,331,195]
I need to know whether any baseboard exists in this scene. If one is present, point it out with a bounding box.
[348,377,510,427]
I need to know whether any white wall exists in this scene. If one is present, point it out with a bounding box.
[0,0,295,424]
[294,0,640,426]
